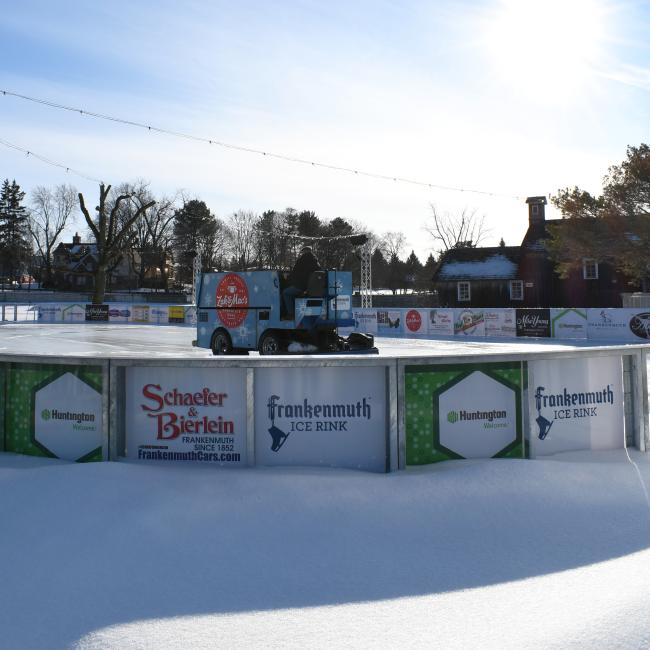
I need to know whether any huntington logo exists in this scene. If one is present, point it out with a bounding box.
[447,410,459,423]
[41,409,51,421]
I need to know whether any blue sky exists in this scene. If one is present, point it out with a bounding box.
[2,0,650,259]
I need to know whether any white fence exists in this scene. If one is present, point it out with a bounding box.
[7,302,650,343]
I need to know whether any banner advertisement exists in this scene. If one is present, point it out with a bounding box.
[130,304,150,323]
[4,363,103,462]
[62,303,86,322]
[404,309,427,335]
[551,308,587,339]
[528,356,624,457]
[377,309,403,334]
[37,304,63,322]
[85,304,109,322]
[405,362,524,464]
[587,309,650,341]
[454,309,485,336]
[108,304,131,323]
[184,306,197,326]
[353,309,378,334]
[168,306,186,324]
[149,306,169,324]
[427,309,454,336]
[485,309,516,338]
[254,366,387,472]
[125,366,247,466]
[516,309,551,337]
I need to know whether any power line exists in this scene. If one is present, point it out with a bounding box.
[1,88,523,200]
[0,136,102,183]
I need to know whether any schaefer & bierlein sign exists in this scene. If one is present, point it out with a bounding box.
[125,367,247,465]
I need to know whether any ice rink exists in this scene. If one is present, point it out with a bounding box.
[0,322,646,359]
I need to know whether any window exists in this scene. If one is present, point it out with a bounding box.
[457,281,470,302]
[531,204,539,215]
[509,280,524,301]
[583,259,599,280]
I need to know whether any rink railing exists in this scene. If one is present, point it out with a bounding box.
[1,343,648,472]
[8,302,650,344]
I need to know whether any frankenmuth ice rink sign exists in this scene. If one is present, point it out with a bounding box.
[255,366,387,472]
[528,356,624,456]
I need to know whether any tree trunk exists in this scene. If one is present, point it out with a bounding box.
[93,265,107,304]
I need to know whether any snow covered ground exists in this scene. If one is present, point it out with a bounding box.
[2,450,650,649]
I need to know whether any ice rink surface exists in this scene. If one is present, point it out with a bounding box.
[0,323,646,360]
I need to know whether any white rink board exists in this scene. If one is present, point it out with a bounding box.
[528,356,625,457]
[255,366,387,472]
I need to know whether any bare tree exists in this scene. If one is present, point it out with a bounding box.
[381,231,406,259]
[226,210,259,269]
[111,181,178,289]
[78,183,155,303]
[28,184,78,286]
[425,204,488,253]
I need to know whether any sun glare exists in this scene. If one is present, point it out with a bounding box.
[483,0,609,99]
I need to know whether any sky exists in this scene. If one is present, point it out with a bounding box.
[1,0,650,261]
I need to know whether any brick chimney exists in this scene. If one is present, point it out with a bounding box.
[525,196,547,227]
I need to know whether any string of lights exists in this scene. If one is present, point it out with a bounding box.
[0,136,102,183]
[1,88,523,200]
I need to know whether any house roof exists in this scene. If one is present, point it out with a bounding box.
[434,246,521,280]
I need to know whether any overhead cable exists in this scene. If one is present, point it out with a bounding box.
[1,89,522,200]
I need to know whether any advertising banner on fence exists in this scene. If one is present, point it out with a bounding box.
[587,309,650,341]
[4,363,103,462]
[528,356,624,457]
[62,303,86,322]
[551,308,587,339]
[149,306,169,324]
[37,303,63,322]
[130,304,150,323]
[353,309,378,334]
[108,304,131,323]
[516,309,551,337]
[254,366,387,472]
[404,309,427,335]
[184,306,197,326]
[377,309,403,334]
[85,304,109,322]
[454,309,485,336]
[168,306,185,324]
[125,366,247,465]
[405,362,524,464]
[428,309,454,336]
[485,309,516,338]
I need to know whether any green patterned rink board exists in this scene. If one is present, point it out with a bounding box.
[4,363,103,462]
[405,362,526,465]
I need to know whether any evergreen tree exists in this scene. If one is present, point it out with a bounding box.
[0,179,31,282]
[371,248,388,289]
[404,250,423,292]
[172,199,225,283]
[419,253,437,291]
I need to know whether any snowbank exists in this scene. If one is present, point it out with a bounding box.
[1,451,650,648]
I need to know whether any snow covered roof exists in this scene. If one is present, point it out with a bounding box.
[436,247,520,280]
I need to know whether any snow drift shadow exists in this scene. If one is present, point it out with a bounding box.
[1,451,650,649]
